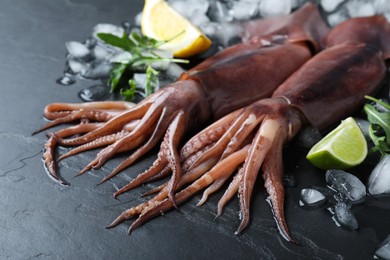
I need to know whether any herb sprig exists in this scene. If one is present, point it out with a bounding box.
[97,31,188,100]
[364,96,390,156]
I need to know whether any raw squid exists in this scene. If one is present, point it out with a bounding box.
[107,16,390,242]
[35,2,327,193]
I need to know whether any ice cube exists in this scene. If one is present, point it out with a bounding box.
[213,22,243,46]
[299,188,327,207]
[385,13,390,23]
[149,49,173,71]
[56,75,76,86]
[133,72,160,93]
[321,0,345,12]
[208,1,234,23]
[134,12,142,26]
[332,202,359,230]
[170,0,209,20]
[201,22,218,37]
[133,73,147,89]
[65,41,90,59]
[296,126,323,149]
[373,99,390,113]
[109,51,133,64]
[67,59,88,74]
[92,44,113,61]
[190,9,210,27]
[231,1,259,20]
[375,234,390,260]
[368,155,390,195]
[165,63,185,80]
[325,169,366,202]
[373,0,390,15]
[259,0,292,17]
[84,37,97,49]
[80,61,111,79]
[93,23,124,39]
[346,1,375,18]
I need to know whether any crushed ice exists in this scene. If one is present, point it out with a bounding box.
[300,155,390,249]
[375,234,390,260]
[332,202,359,230]
[325,169,366,202]
[368,155,390,195]
[299,188,327,207]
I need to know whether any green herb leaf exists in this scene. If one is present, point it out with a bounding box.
[97,33,133,52]
[120,79,137,101]
[98,31,189,101]
[364,96,390,156]
[364,103,390,140]
[109,63,127,92]
[145,66,159,96]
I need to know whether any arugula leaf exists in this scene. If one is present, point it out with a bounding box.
[364,96,390,156]
[120,79,137,101]
[97,31,189,101]
[145,66,159,96]
[109,63,127,92]
[97,33,134,52]
[366,95,390,110]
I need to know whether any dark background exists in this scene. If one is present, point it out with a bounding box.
[0,0,388,259]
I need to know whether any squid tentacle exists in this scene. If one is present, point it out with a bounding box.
[141,182,169,198]
[261,123,294,242]
[164,110,188,204]
[33,110,117,135]
[43,133,68,185]
[113,141,219,199]
[236,118,278,234]
[196,176,230,207]
[43,101,135,120]
[76,133,149,176]
[58,130,129,161]
[126,146,250,234]
[113,159,168,198]
[180,109,241,160]
[112,114,229,198]
[42,123,104,184]
[187,110,249,171]
[57,101,152,146]
[98,107,173,185]
[58,121,140,161]
[216,168,244,218]
[109,145,240,228]
[77,104,164,175]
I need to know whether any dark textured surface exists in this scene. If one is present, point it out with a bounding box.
[0,0,389,259]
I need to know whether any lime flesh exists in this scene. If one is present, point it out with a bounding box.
[306,117,368,170]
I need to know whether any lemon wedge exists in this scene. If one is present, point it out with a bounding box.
[141,0,212,58]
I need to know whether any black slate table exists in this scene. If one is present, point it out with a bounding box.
[1,0,389,259]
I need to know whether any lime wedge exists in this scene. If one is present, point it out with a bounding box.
[306,117,368,170]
